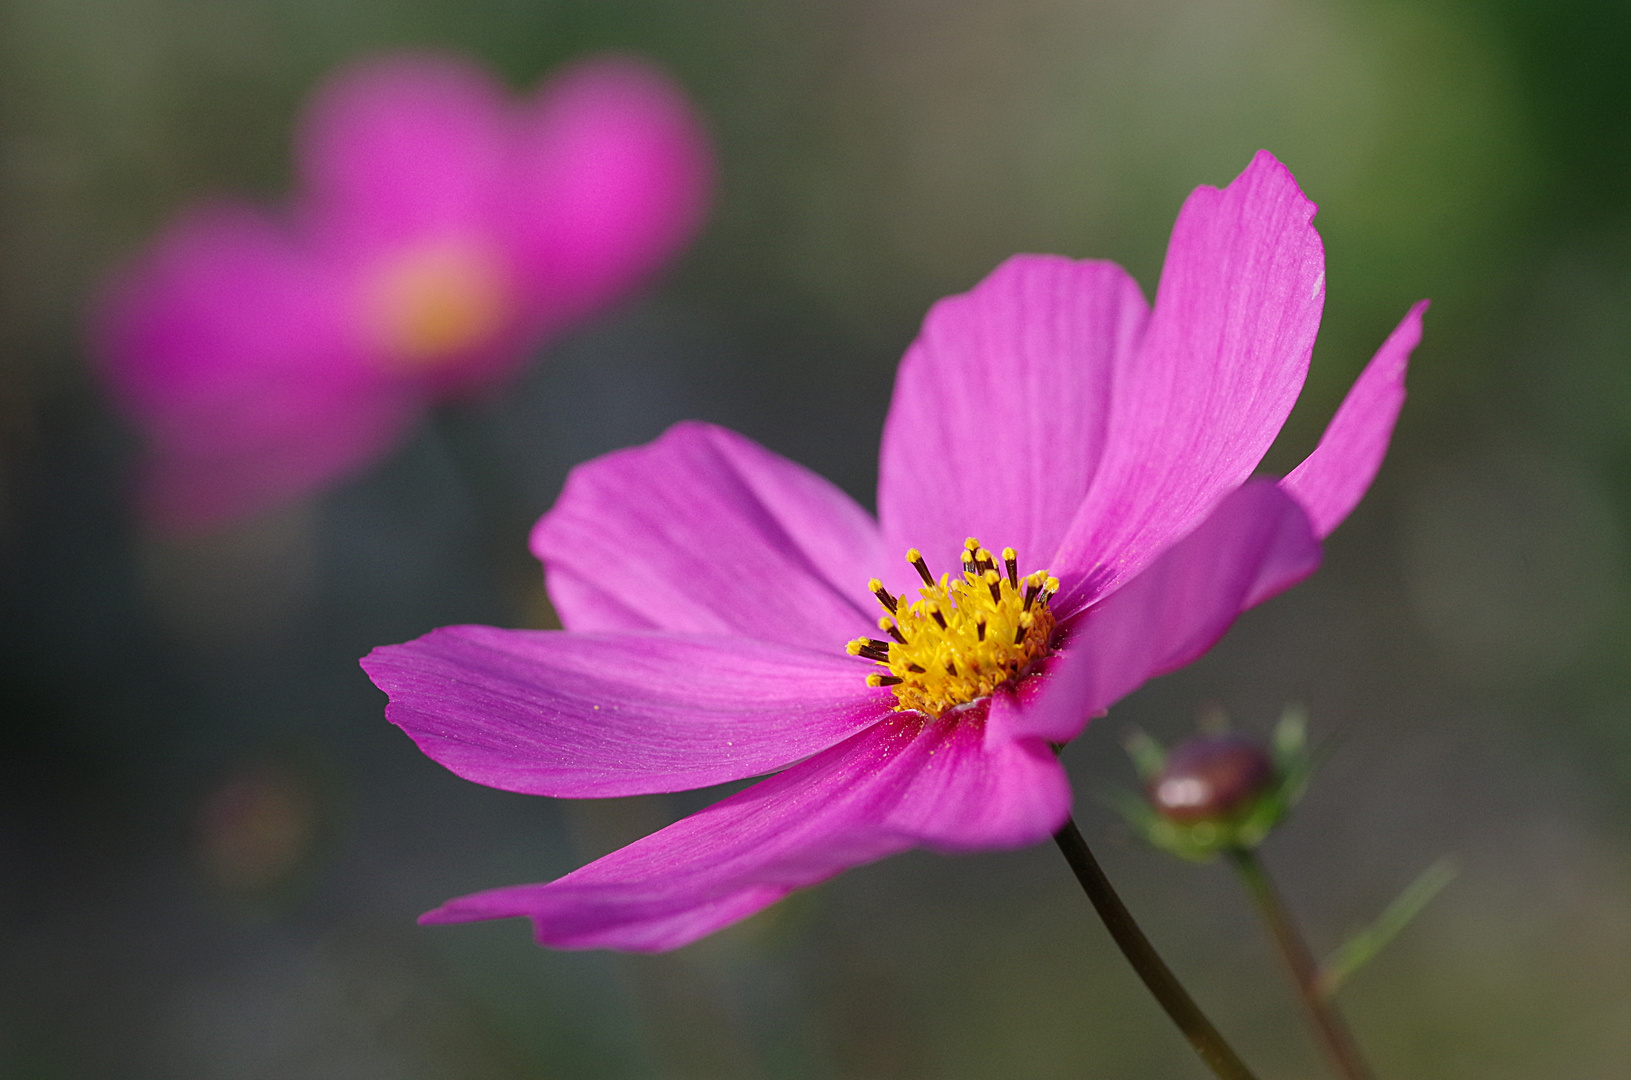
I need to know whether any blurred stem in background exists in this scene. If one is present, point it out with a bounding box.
[433,402,560,626]
[1052,817,1262,1080]
[433,402,533,546]
[1228,846,1375,1080]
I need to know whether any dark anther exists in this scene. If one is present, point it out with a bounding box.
[1005,552,1019,588]
[976,619,987,641]
[945,661,958,676]
[1023,581,1040,609]
[873,584,898,614]
[987,577,1002,604]
[1013,623,1029,645]
[858,643,891,662]
[907,662,927,673]
[884,623,908,644]
[930,607,948,629]
[910,552,935,586]
[873,675,904,687]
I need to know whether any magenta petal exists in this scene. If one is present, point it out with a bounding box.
[90,202,414,531]
[1283,301,1426,538]
[295,52,509,251]
[420,711,1070,951]
[362,625,892,797]
[136,400,411,532]
[887,693,1073,852]
[1005,481,1320,744]
[1051,151,1324,607]
[291,54,514,399]
[531,421,888,651]
[508,55,712,325]
[877,255,1148,572]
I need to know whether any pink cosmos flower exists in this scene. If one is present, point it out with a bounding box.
[363,151,1426,953]
[92,52,712,532]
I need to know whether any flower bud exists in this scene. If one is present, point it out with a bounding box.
[1148,732,1275,824]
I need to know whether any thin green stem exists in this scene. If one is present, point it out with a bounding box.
[1053,818,1261,1080]
[1228,847,1375,1080]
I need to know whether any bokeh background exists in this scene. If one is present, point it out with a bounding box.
[4,0,1631,1076]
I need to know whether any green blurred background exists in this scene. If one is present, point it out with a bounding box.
[4,0,1631,1076]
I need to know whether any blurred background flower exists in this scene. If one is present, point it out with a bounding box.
[3,0,1631,1077]
[92,50,711,532]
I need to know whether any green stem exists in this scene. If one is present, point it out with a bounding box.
[1227,847,1375,1080]
[1053,818,1261,1080]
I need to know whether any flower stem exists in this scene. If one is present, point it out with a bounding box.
[433,402,533,546]
[1227,846,1375,1080]
[1052,817,1261,1080]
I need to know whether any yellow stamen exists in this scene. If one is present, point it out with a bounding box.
[363,237,512,369]
[853,539,1057,717]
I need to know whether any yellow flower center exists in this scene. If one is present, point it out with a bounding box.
[362,238,512,369]
[849,538,1059,718]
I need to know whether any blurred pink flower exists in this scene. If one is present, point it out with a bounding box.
[93,52,712,531]
[363,151,1426,952]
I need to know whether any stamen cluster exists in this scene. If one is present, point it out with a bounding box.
[848,538,1058,718]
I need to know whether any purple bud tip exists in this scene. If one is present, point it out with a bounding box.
[1148,732,1275,824]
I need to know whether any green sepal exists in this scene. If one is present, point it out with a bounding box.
[1122,728,1167,782]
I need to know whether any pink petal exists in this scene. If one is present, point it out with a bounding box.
[362,625,892,797]
[508,55,712,326]
[420,710,1070,951]
[1003,480,1320,745]
[876,255,1148,575]
[89,202,414,532]
[295,52,509,253]
[531,421,889,652]
[1282,301,1426,538]
[897,690,1074,851]
[1051,151,1324,609]
[136,395,411,531]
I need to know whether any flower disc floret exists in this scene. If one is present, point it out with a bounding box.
[848,538,1058,717]
[363,238,513,369]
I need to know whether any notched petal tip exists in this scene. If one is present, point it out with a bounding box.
[876,252,1149,572]
[1046,149,1325,604]
[1233,149,1320,226]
